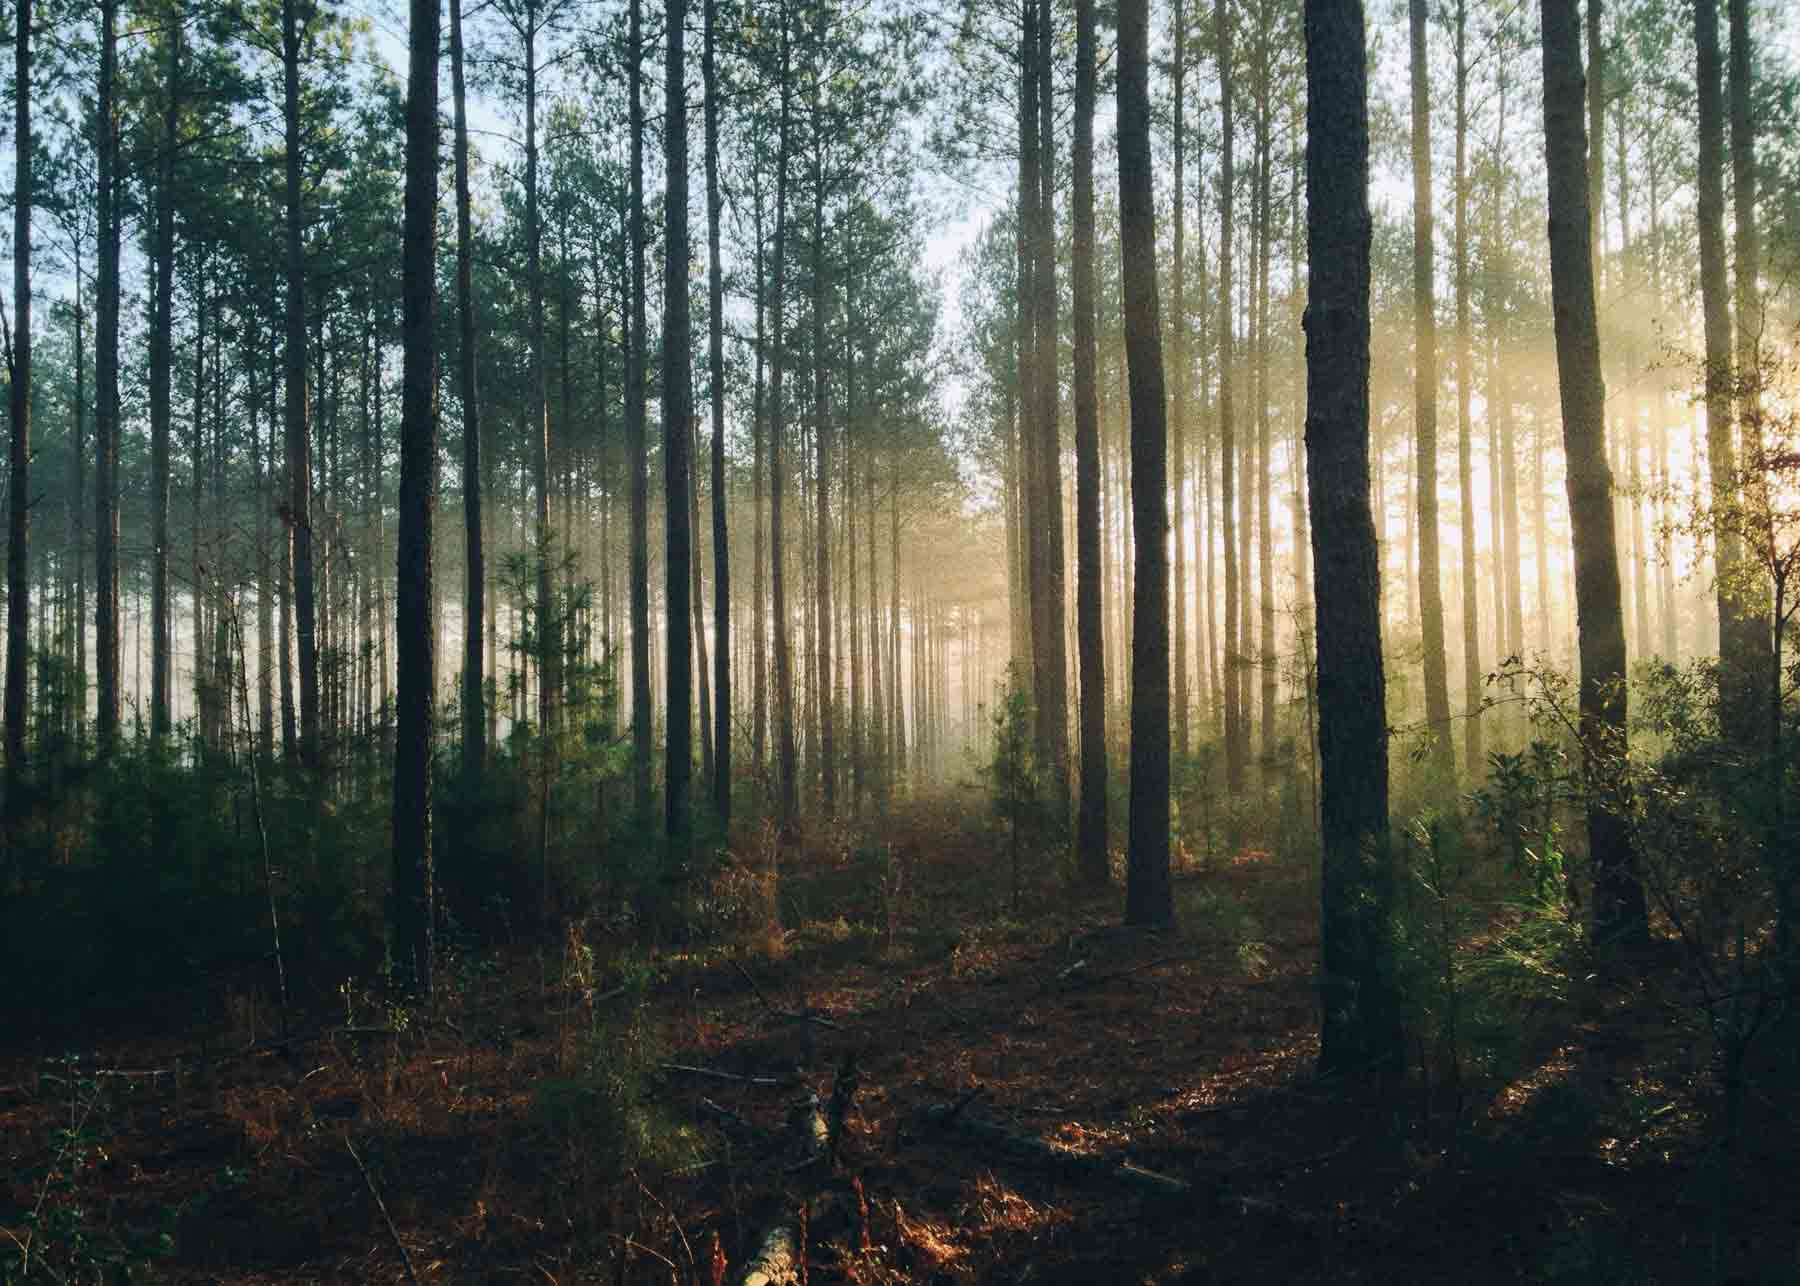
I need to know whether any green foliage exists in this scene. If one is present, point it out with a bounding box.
[3,1057,180,1282]
[528,984,702,1179]
[985,665,1060,911]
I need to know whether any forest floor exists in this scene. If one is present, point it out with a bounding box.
[3,792,1798,1284]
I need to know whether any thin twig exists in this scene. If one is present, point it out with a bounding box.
[344,1135,421,1286]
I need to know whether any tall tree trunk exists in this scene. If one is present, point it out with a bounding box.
[628,0,653,822]
[664,0,693,858]
[393,0,440,998]
[283,0,320,772]
[704,0,730,825]
[1216,0,1243,792]
[1119,0,1170,927]
[1586,0,1603,282]
[1073,0,1107,884]
[1454,0,1481,770]
[1170,0,1189,760]
[1255,9,1276,761]
[1410,0,1452,777]
[1305,0,1397,1081]
[6,0,31,800]
[1540,0,1645,944]
[810,10,835,819]
[751,178,768,774]
[94,0,121,752]
[149,12,178,744]
[1030,0,1070,818]
[521,0,557,733]
[771,0,798,831]
[451,0,484,781]
[1693,0,1756,743]
[1726,0,1770,715]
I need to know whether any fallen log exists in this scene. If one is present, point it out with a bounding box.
[731,1061,860,1285]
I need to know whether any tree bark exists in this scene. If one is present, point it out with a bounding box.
[1119,0,1171,927]
[1073,0,1107,885]
[705,0,731,826]
[1305,0,1398,1081]
[283,0,320,773]
[94,0,121,752]
[1409,0,1453,778]
[393,0,440,999]
[1452,0,1481,771]
[1540,0,1645,945]
[149,11,179,744]
[665,0,693,859]
[7,0,32,800]
[450,0,484,781]
[1216,0,1243,793]
[629,0,654,823]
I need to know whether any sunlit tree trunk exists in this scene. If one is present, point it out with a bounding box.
[705,0,731,824]
[1541,0,1645,945]
[283,0,320,773]
[1170,0,1189,760]
[1410,0,1452,777]
[1693,0,1760,743]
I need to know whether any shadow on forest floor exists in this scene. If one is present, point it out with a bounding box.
[3,792,1797,1283]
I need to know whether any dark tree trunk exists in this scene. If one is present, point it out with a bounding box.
[149,13,178,744]
[1409,0,1452,778]
[283,0,320,772]
[771,0,798,832]
[1119,0,1171,928]
[664,0,693,858]
[1454,0,1481,771]
[1540,0,1645,945]
[1216,0,1243,792]
[1170,0,1189,760]
[1305,0,1398,1080]
[1073,0,1107,885]
[810,9,835,819]
[95,0,120,756]
[451,0,484,782]
[7,0,31,799]
[393,0,440,999]
[704,0,730,825]
[1030,0,1069,819]
[628,0,653,822]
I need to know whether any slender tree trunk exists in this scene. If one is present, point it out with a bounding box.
[1410,0,1452,777]
[771,0,798,831]
[1170,0,1189,760]
[283,0,320,772]
[6,0,32,800]
[1119,0,1171,926]
[1216,0,1243,792]
[751,180,768,774]
[1454,0,1481,770]
[1073,0,1107,884]
[450,0,484,780]
[1693,0,1756,743]
[810,13,835,820]
[705,0,730,825]
[628,0,653,821]
[1540,0,1645,944]
[1255,13,1276,761]
[1305,0,1397,1081]
[1030,0,1070,819]
[393,0,439,998]
[664,0,693,858]
[149,14,178,744]
[96,0,121,757]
